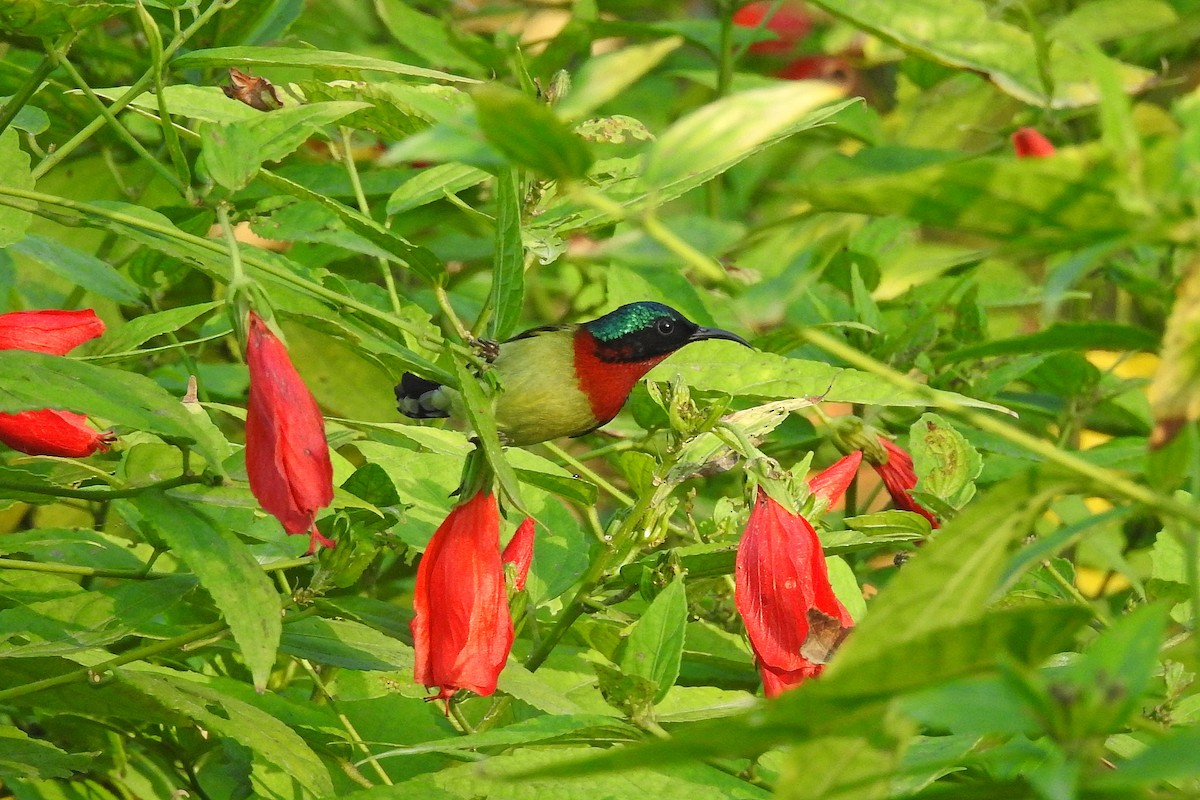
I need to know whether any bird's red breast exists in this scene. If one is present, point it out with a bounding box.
[572,328,672,425]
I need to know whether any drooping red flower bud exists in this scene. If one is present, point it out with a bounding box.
[864,438,939,528]
[244,311,335,553]
[411,490,513,704]
[502,517,535,592]
[732,1,812,56]
[0,309,105,355]
[808,450,862,507]
[735,489,854,697]
[0,410,115,457]
[1012,127,1056,159]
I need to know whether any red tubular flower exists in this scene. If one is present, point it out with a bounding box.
[0,309,105,355]
[502,517,535,592]
[735,489,854,697]
[865,438,939,528]
[808,450,862,507]
[244,312,335,553]
[732,1,812,56]
[411,490,513,703]
[0,410,115,457]
[1012,127,1056,158]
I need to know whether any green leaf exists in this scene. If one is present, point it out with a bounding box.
[650,346,1012,413]
[776,734,897,800]
[490,168,524,340]
[119,667,333,798]
[0,350,224,465]
[0,575,194,657]
[837,511,932,545]
[122,491,281,692]
[620,575,688,704]
[0,725,92,781]
[279,616,413,671]
[909,414,982,509]
[0,128,33,247]
[9,234,143,304]
[557,36,684,121]
[88,302,222,357]
[201,101,368,191]
[1089,725,1200,791]
[373,0,486,77]
[172,46,479,84]
[473,83,594,180]
[643,82,845,189]
[0,0,133,36]
[808,0,1154,108]
[386,162,489,215]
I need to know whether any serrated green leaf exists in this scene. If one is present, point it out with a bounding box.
[88,302,222,357]
[375,714,638,759]
[201,101,368,191]
[122,491,281,692]
[909,414,982,509]
[453,359,525,513]
[620,575,687,704]
[473,83,593,180]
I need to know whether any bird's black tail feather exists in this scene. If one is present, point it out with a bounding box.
[395,373,450,419]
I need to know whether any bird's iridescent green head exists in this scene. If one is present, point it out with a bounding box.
[583,302,751,363]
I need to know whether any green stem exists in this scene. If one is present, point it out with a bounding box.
[301,659,394,786]
[0,471,207,500]
[542,441,634,506]
[800,327,1200,527]
[32,0,231,179]
[338,126,403,316]
[0,44,65,136]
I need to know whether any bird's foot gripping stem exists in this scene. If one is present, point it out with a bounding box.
[470,337,500,364]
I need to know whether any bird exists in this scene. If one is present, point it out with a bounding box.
[396,301,752,446]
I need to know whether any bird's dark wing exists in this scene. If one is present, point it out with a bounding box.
[506,324,574,342]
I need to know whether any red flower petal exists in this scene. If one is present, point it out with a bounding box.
[808,450,862,507]
[868,438,939,528]
[0,409,113,457]
[0,309,105,355]
[244,312,334,550]
[1011,127,1056,159]
[732,1,813,55]
[735,489,853,697]
[411,490,513,701]
[502,517,536,592]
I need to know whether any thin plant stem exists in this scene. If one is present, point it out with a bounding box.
[542,441,634,506]
[300,659,394,787]
[0,43,67,136]
[0,555,314,580]
[338,126,403,316]
[0,470,207,500]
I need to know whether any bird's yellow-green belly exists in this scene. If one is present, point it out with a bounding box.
[492,335,596,445]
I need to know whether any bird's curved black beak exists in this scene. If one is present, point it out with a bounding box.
[689,326,753,349]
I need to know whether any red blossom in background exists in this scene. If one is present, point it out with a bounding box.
[502,517,536,592]
[0,309,105,355]
[244,311,335,553]
[1012,127,1056,158]
[865,438,939,528]
[735,489,854,697]
[732,1,812,56]
[411,490,513,704]
[0,308,113,458]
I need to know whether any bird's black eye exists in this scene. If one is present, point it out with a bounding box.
[655,319,675,336]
